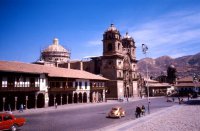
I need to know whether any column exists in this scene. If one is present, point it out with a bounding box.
[14,97,18,111]
[103,89,106,102]
[61,95,63,105]
[54,96,56,106]
[82,95,83,103]
[66,95,68,104]
[35,95,37,109]
[3,97,5,112]
[25,96,28,109]
[44,92,49,108]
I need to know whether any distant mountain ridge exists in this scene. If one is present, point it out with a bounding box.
[137,52,200,78]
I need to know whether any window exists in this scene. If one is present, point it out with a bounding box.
[75,82,78,88]
[79,82,82,89]
[108,43,112,51]
[118,43,120,50]
[30,78,35,87]
[3,115,12,121]
[119,72,122,77]
[2,77,7,87]
[85,82,87,89]
[68,81,73,87]
[7,77,14,87]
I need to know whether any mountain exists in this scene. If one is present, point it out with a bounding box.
[137,52,200,78]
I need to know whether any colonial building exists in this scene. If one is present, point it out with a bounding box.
[175,76,200,96]
[0,61,108,111]
[144,79,171,96]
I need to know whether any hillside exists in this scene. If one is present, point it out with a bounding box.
[137,52,200,78]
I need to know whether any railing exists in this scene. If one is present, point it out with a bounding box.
[0,87,39,92]
[48,87,76,92]
[91,87,106,90]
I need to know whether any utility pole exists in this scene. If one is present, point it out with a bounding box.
[142,44,150,114]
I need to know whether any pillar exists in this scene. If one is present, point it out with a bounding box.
[82,95,83,103]
[44,92,49,108]
[35,95,37,109]
[103,89,106,102]
[66,95,68,104]
[25,96,28,109]
[14,97,17,111]
[54,95,56,106]
[3,97,5,112]
[61,95,63,105]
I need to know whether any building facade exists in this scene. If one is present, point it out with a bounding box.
[0,61,107,111]
[35,24,140,100]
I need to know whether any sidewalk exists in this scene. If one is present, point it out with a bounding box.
[99,98,200,131]
[6,97,144,116]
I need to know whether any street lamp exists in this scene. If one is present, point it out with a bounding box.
[142,44,150,114]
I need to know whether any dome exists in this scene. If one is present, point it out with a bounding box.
[106,24,118,32]
[43,38,69,53]
[170,64,175,68]
[41,38,70,63]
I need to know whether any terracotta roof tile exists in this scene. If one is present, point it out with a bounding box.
[0,61,108,81]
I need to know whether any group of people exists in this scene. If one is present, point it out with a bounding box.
[135,105,146,118]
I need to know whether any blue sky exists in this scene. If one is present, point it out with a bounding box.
[0,0,200,62]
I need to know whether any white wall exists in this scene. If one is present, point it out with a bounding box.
[39,74,48,92]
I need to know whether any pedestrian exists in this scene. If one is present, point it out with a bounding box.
[172,97,175,102]
[141,105,146,116]
[135,106,141,118]
[55,102,57,109]
[19,104,23,112]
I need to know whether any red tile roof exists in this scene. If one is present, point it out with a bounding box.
[0,61,108,81]
[174,83,200,87]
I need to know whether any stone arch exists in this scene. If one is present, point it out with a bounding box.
[49,94,54,106]
[83,92,87,103]
[56,94,61,105]
[74,93,78,103]
[27,93,35,109]
[62,94,67,105]
[68,93,72,104]
[37,93,45,108]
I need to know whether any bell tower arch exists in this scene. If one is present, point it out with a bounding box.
[102,24,123,56]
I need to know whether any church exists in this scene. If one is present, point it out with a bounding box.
[37,24,140,100]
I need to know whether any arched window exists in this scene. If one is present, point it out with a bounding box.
[118,43,120,50]
[108,43,112,51]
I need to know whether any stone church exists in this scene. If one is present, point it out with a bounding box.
[37,24,139,100]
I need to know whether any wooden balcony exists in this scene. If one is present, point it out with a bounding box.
[0,87,40,92]
[91,87,106,90]
[48,87,76,92]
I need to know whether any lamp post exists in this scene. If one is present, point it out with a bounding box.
[142,44,150,114]
[193,73,198,95]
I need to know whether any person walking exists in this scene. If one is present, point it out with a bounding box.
[135,106,141,118]
[19,104,23,112]
[141,105,146,116]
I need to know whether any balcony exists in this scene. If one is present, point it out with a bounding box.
[91,86,106,90]
[0,87,40,92]
[48,87,76,92]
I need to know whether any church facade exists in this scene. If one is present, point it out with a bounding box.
[37,24,140,100]
[81,24,139,99]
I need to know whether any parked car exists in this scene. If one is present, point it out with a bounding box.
[107,106,125,118]
[0,113,26,131]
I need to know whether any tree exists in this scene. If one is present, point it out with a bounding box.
[167,65,177,84]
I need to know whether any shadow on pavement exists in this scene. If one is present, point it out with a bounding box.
[184,99,200,105]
